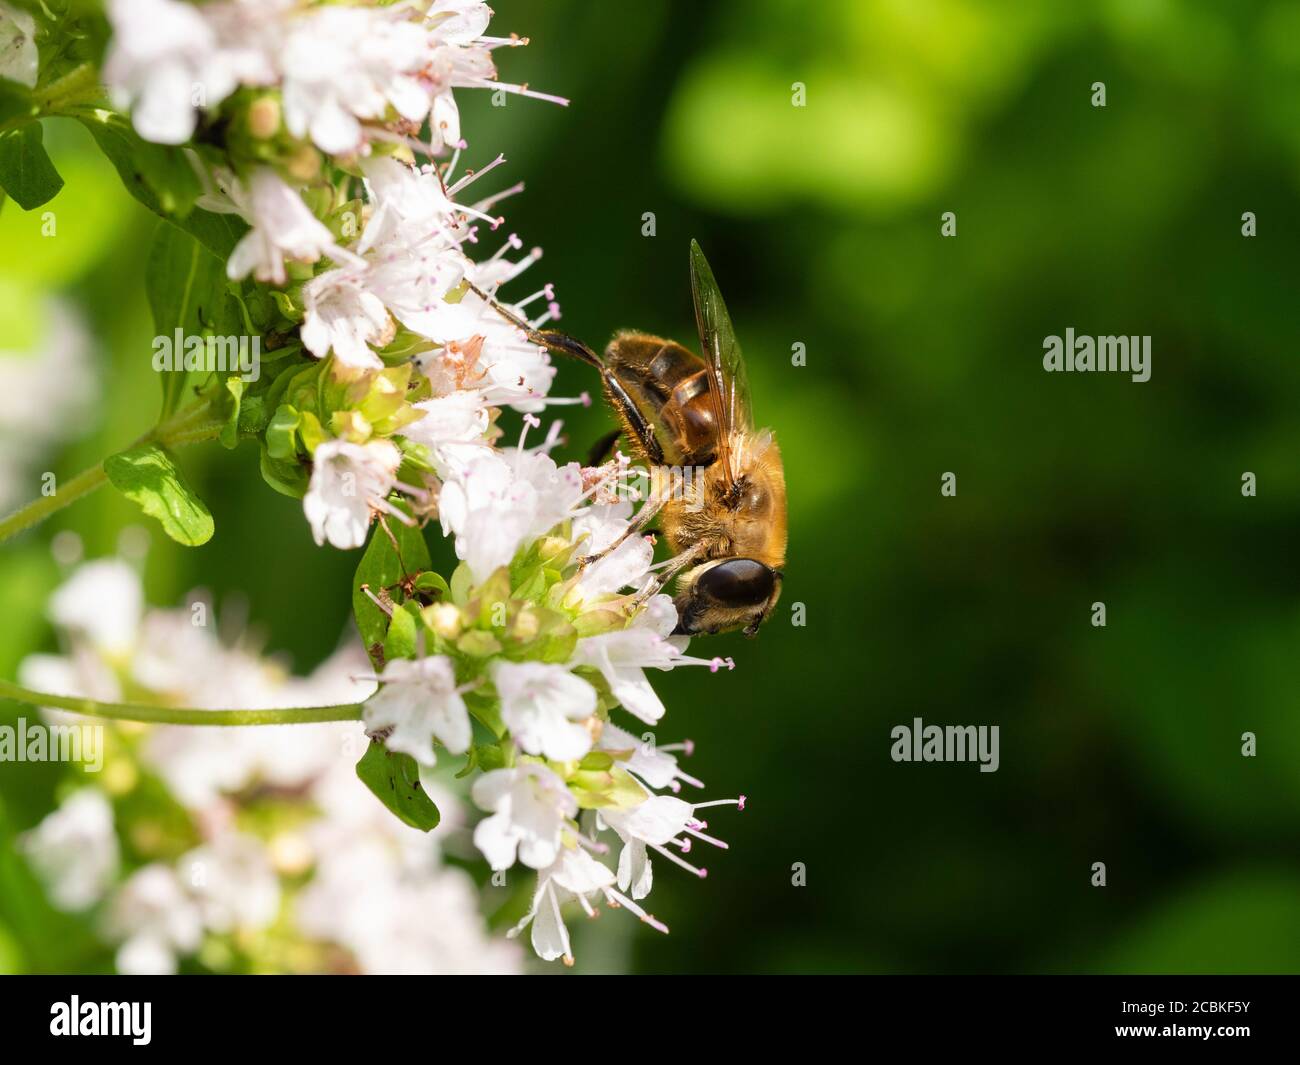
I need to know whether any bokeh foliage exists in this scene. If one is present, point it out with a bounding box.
[2,0,1299,973]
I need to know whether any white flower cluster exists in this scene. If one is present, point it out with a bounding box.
[357,451,746,963]
[96,0,749,969]
[287,149,580,549]
[19,555,518,975]
[104,0,554,151]
[105,0,571,551]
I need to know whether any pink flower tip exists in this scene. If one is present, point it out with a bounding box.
[683,739,695,757]
[737,794,747,811]
[580,391,592,408]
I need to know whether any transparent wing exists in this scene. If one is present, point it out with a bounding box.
[689,240,752,486]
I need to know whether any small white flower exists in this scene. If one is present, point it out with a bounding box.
[422,45,494,153]
[600,795,694,900]
[435,448,585,582]
[400,391,491,474]
[222,168,342,285]
[508,846,613,963]
[0,2,38,88]
[491,660,597,762]
[303,438,401,550]
[104,864,204,975]
[631,592,681,637]
[300,268,392,372]
[471,762,577,871]
[298,801,520,974]
[104,0,227,144]
[508,845,666,964]
[435,451,531,581]
[281,7,431,155]
[20,790,120,911]
[358,157,460,254]
[441,289,557,411]
[348,159,474,342]
[47,558,143,658]
[425,1,493,47]
[571,629,680,725]
[361,241,471,342]
[177,833,279,934]
[598,721,701,793]
[508,449,585,539]
[566,502,655,606]
[103,0,275,144]
[362,655,471,768]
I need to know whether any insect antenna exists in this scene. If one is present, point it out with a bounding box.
[464,280,605,370]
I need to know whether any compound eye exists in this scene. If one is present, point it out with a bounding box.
[696,559,775,608]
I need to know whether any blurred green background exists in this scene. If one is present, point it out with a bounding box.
[4,0,1300,973]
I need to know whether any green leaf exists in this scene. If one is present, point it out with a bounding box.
[352,502,431,667]
[355,741,441,831]
[450,561,473,605]
[146,222,243,419]
[258,444,309,500]
[78,111,243,258]
[265,404,301,459]
[0,77,34,127]
[103,442,214,546]
[413,571,449,599]
[454,742,509,779]
[236,391,269,436]
[0,123,63,210]
[383,601,421,662]
[219,377,244,449]
[464,689,506,739]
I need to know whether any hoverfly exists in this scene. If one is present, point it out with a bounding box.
[469,240,786,637]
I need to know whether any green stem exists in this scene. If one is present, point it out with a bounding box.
[0,401,224,545]
[0,63,106,135]
[0,463,107,544]
[35,62,104,115]
[0,679,363,727]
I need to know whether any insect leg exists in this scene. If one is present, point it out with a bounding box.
[577,490,667,568]
[586,427,623,466]
[629,540,709,610]
[465,280,666,465]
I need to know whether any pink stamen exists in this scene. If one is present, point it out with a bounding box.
[687,826,729,850]
[651,843,707,879]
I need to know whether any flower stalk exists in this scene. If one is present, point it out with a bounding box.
[0,400,225,545]
[0,678,363,727]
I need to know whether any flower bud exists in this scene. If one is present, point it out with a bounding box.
[248,95,281,139]
[424,602,462,640]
